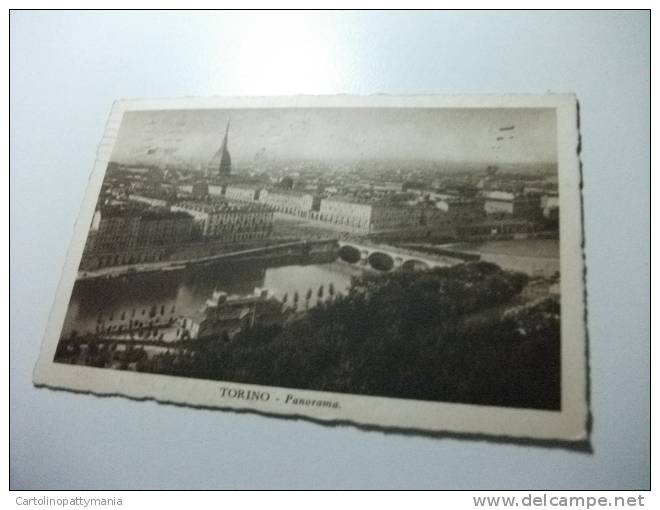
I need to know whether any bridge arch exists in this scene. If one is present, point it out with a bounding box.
[338,244,361,264]
[401,259,430,272]
[367,251,394,272]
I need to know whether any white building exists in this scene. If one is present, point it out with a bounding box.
[483,191,541,219]
[128,194,168,208]
[541,194,560,219]
[208,184,225,197]
[225,184,262,202]
[171,200,273,242]
[318,196,420,233]
[259,189,321,216]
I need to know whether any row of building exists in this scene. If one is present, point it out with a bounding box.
[171,200,273,242]
[82,206,195,269]
[81,179,559,270]
[184,182,559,235]
[87,206,194,254]
[181,183,448,234]
[81,195,276,269]
[119,184,559,244]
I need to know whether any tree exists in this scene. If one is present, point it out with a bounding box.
[293,291,300,310]
[509,271,529,293]
[125,263,559,410]
[317,285,325,303]
[305,288,313,310]
[328,282,335,301]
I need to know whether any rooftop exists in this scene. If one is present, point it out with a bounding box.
[322,194,413,209]
[264,188,315,197]
[174,199,270,213]
[226,183,263,191]
[99,205,192,220]
[139,209,193,221]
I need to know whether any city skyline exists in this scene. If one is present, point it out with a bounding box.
[110,107,558,169]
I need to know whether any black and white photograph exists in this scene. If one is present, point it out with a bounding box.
[33,95,587,441]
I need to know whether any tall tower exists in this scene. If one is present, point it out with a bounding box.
[218,121,232,177]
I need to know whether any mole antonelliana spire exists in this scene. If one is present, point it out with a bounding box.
[218,120,232,177]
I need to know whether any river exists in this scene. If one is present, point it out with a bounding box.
[448,238,560,277]
[59,238,560,340]
[60,254,365,339]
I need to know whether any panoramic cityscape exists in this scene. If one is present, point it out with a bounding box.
[54,107,562,410]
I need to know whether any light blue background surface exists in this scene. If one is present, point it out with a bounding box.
[10,11,650,489]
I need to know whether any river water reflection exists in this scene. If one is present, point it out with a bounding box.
[60,254,366,339]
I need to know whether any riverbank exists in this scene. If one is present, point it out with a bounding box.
[447,238,560,277]
[77,238,339,281]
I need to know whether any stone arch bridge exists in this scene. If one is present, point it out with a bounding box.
[337,241,462,272]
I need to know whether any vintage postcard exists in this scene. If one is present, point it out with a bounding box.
[33,95,587,443]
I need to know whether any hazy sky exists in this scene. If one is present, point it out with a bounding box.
[111,107,557,167]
